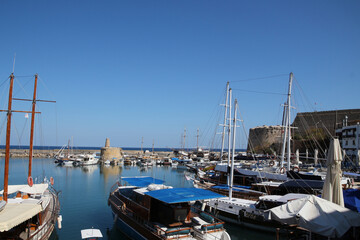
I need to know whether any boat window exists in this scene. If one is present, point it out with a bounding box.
[228,206,233,209]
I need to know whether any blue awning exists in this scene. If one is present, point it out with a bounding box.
[121,176,164,187]
[144,188,224,204]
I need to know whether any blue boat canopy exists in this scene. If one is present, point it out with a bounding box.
[144,188,224,204]
[121,176,165,187]
[171,158,191,163]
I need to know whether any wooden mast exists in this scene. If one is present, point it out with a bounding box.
[3,74,15,202]
[1,73,55,201]
[28,74,38,178]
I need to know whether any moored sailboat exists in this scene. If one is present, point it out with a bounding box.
[0,73,61,239]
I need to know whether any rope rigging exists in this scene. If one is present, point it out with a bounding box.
[230,73,289,83]
[232,88,286,96]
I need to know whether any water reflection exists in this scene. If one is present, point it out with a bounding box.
[81,165,98,174]
[99,165,123,184]
[3,158,273,240]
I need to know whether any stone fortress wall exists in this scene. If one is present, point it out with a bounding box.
[247,109,360,153]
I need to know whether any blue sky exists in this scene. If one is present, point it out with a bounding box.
[0,1,359,149]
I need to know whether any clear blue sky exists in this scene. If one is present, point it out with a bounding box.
[0,1,359,149]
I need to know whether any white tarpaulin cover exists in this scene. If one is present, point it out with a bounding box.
[268,195,360,237]
[0,184,48,195]
[322,138,344,207]
[81,229,103,239]
[215,164,287,181]
[0,202,42,232]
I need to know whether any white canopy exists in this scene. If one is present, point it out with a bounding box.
[322,138,344,207]
[81,229,103,239]
[0,202,42,232]
[215,164,288,181]
[268,195,360,238]
[260,193,308,203]
[0,184,49,195]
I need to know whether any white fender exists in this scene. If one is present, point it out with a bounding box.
[57,215,62,229]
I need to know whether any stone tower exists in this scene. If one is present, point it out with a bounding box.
[105,138,110,148]
[100,138,123,162]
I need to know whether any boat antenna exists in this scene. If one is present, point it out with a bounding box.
[12,53,16,74]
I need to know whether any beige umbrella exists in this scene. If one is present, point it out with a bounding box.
[322,138,344,207]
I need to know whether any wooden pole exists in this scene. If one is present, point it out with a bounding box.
[28,74,38,178]
[3,74,15,202]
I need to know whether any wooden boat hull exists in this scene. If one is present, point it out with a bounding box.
[109,197,162,240]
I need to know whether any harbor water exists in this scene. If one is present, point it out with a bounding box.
[0,158,274,240]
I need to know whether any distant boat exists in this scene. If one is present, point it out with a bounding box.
[108,176,231,240]
[54,139,77,164]
[74,154,99,166]
[0,73,61,239]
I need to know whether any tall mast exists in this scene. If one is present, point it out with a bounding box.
[196,128,199,151]
[229,99,238,200]
[286,72,293,171]
[152,139,154,153]
[28,74,38,178]
[280,104,288,168]
[141,137,144,152]
[67,139,70,157]
[280,72,293,170]
[220,82,229,160]
[183,128,186,151]
[3,74,15,202]
[227,88,232,186]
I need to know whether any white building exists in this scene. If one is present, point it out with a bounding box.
[336,118,360,167]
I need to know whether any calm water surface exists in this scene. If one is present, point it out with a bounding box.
[0,158,275,240]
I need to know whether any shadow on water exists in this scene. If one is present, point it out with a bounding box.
[106,225,131,240]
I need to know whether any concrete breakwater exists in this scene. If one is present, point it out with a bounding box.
[0,149,99,158]
[0,148,173,159]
